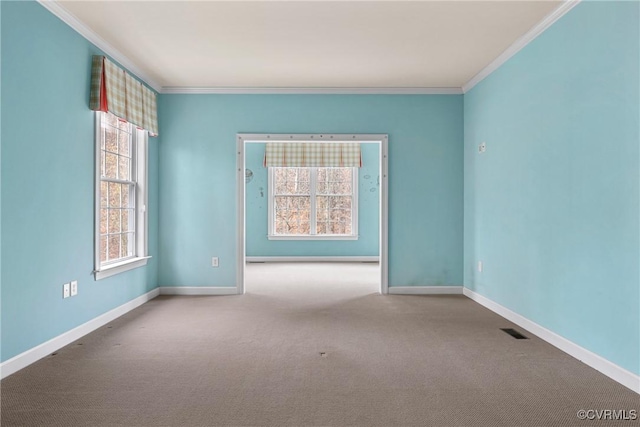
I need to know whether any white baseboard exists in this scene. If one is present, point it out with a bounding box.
[159,286,239,296]
[0,288,160,379]
[463,288,640,394]
[388,286,463,295]
[246,256,379,263]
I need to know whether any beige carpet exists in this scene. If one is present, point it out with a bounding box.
[1,263,638,426]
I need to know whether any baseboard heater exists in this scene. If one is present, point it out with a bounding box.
[246,256,379,263]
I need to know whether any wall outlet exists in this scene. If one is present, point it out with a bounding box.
[478,142,486,153]
[212,257,219,267]
[70,280,78,296]
[63,283,70,299]
[478,261,483,273]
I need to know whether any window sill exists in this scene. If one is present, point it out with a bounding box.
[95,256,151,280]
[268,235,358,241]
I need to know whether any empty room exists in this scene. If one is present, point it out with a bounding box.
[1,0,638,426]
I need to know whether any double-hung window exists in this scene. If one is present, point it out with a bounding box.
[94,111,149,279]
[268,167,358,240]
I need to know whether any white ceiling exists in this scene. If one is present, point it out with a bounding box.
[56,1,562,91]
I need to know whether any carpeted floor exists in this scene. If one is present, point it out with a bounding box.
[1,263,638,426]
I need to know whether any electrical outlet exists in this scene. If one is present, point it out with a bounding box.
[70,280,78,296]
[478,261,483,273]
[212,257,219,268]
[478,142,486,153]
[63,283,70,299]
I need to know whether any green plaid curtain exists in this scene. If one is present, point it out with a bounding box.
[90,55,159,136]
[264,142,361,167]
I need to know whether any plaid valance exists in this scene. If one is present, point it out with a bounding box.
[264,142,362,168]
[90,56,158,136]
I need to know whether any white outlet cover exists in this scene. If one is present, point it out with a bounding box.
[63,283,70,299]
[212,257,219,267]
[70,280,78,296]
[479,142,486,153]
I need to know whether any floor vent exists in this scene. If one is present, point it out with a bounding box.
[501,328,528,339]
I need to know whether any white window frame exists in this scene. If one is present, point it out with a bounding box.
[94,112,150,280]
[267,166,358,240]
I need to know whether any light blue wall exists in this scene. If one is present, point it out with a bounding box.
[0,2,159,362]
[245,143,380,257]
[464,1,639,375]
[158,95,463,287]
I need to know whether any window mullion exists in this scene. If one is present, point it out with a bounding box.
[310,167,317,235]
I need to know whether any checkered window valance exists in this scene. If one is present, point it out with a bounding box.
[264,143,362,168]
[90,55,159,136]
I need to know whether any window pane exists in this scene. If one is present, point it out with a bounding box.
[105,126,118,153]
[330,209,350,223]
[275,219,287,234]
[292,179,309,194]
[333,196,352,210]
[108,183,121,207]
[317,221,327,234]
[330,178,352,195]
[121,233,134,258]
[118,156,130,181]
[316,196,328,221]
[100,238,107,263]
[275,197,286,213]
[275,196,310,235]
[100,209,108,234]
[274,168,310,195]
[108,235,120,261]
[122,209,134,233]
[117,118,129,132]
[298,197,310,211]
[122,185,133,209]
[105,112,118,128]
[331,222,346,234]
[100,182,108,207]
[108,209,121,234]
[105,153,118,178]
[118,131,130,157]
[121,233,128,258]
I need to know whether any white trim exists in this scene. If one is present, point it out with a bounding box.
[36,0,161,92]
[267,235,359,241]
[237,139,246,294]
[463,288,640,394]
[380,139,388,295]
[238,135,389,295]
[0,288,159,379]
[95,256,150,280]
[246,256,379,263]
[161,87,462,95]
[159,287,238,296]
[241,134,389,143]
[462,0,582,93]
[388,286,463,295]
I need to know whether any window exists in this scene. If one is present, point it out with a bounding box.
[94,111,149,279]
[268,167,358,240]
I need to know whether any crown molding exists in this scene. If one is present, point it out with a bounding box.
[37,0,162,93]
[462,0,582,93]
[160,86,463,95]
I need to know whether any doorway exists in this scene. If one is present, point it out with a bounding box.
[236,134,388,294]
